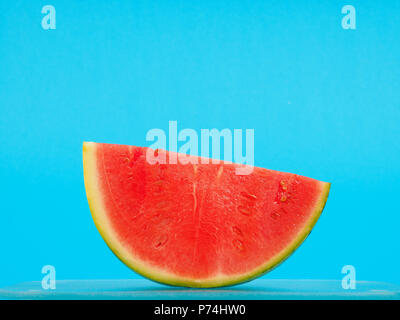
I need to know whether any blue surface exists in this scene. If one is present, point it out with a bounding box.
[0,0,400,292]
[1,279,399,300]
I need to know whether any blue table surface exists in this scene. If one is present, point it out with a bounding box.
[1,279,399,300]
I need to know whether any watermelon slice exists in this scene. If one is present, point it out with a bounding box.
[83,142,330,288]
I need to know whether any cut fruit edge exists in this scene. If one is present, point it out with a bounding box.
[83,141,331,288]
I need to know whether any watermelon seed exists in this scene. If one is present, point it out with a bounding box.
[233,239,244,251]
[154,235,168,248]
[280,180,288,191]
[217,166,224,179]
[270,211,280,220]
[232,226,243,236]
[240,192,257,200]
[155,201,170,209]
[280,194,287,202]
[237,206,251,216]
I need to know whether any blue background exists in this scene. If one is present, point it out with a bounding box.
[0,0,399,289]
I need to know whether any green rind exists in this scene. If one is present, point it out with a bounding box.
[83,142,331,288]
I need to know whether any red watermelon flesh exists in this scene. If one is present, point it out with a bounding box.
[83,142,330,287]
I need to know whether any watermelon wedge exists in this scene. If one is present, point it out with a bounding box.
[83,142,330,288]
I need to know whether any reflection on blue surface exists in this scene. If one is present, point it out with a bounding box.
[1,279,399,300]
